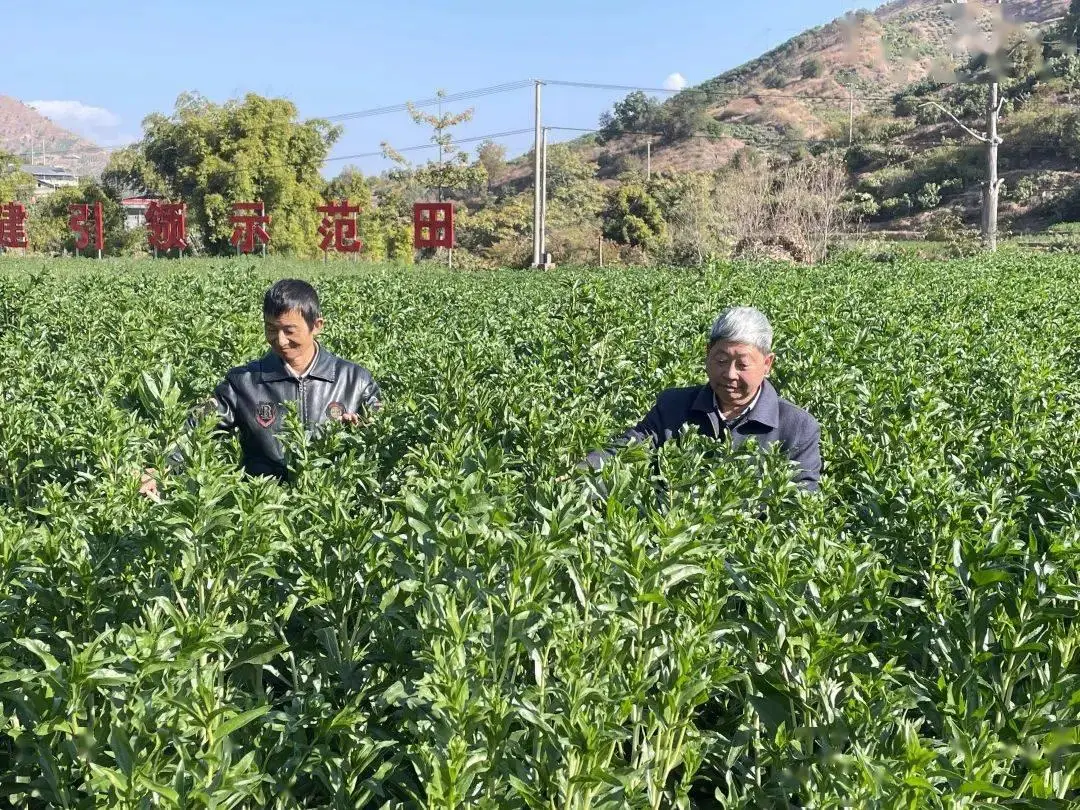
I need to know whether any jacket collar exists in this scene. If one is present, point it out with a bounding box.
[691,378,779,429]
[259,343,337,383]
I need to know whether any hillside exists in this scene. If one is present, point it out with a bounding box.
[0,95,108,177]
[493,0,1068,187]
[600,0,1068,174]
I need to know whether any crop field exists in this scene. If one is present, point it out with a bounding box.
[1,255,1079,808]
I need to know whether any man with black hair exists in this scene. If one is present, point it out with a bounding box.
[141,278,381,497]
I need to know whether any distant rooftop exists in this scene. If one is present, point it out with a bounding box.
[21,164,77,178]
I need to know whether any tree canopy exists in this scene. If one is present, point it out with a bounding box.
[102,92,341,256]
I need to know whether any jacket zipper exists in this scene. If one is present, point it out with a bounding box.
[298,378,306,424]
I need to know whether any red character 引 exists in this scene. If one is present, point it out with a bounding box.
[413,202,454,249]
[0,202,28,249]
[146,201,187,252]
[317,199,362,253]
[69,202,105,252]
[229,201,271,254]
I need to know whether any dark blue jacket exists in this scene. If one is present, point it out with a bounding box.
[584,379,821,491]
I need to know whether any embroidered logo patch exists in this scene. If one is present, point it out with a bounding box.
[326,401,345,420]
[254,401,276,428]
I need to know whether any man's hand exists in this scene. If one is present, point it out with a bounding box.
[339,412,362,426]
[139,467,162,502]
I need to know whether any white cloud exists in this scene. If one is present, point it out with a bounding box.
[28,100,121,129]
[663,73,688,92]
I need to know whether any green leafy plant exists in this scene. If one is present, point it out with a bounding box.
[1,255,1079,807]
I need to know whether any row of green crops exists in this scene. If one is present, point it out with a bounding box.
[1,255,1079,808]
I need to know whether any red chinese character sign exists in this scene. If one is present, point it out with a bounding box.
[0,202,28,250]
[229,201,271,254]
[317,199,362,254]
[146,201,187,255]
[69,202,104,255]
[413,202,454,249]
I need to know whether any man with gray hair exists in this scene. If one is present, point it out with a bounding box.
[583,306,821,491]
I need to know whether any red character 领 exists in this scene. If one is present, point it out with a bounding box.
[229,201,271,253]
[413,202,454,249]
[146,201,187,252]
[69,202,105,252]
[317,199,362,253]
[0,202,28,249]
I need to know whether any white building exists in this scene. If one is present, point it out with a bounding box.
[22,165,78,197]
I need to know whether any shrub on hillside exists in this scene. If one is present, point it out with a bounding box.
[916,182,942,211]
[880,195,914,219]
[801,57,825,79]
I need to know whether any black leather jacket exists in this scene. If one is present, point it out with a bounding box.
[172,344,381,480]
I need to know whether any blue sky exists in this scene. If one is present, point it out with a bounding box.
[10,0,865,175]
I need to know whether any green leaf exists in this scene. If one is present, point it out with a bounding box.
[213,705,269,740]
[959,780,1013,798]
[14,638,59,671]
[970,569,1011,588]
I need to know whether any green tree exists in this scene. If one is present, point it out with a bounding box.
[545,144,603,213]
[369,174,422,263]
[323,166,385,260]
[26,180,132,255]
[801,57,825,79]
[601,183,666,250]
[103,92,340,256]
[476,140,508,189]
[0,151,33,202]
[661,89,710,141]
[600,91,664,140]
[381,89,487,199]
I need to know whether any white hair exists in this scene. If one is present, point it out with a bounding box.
[708,307,772,355]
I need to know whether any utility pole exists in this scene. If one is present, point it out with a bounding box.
[983,0,1003,252]
[984,80,1002,251]
[848,88,854,145]
[532,80,543,268]
[920,0,1004,252]
[437,94,444,203]
[540,126,549,265]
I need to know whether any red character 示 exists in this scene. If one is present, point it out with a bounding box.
[229,201,271,254]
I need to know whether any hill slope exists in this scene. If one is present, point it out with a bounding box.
[0,95,108,177]
[592,0,1070,175]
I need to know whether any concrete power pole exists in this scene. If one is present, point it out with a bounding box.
[532,80,543,268]
[848,88,855,145]
[540,127,549,265]
[921,0,1004,252]
[983,79,1002,251]
[983,0,1004,252]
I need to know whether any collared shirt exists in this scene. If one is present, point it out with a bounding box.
[284,344,320,380]
[584,378,822,491]
[713,384,763,431]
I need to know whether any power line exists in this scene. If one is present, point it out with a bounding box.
[325,127,535,163]
[324,80,533,122]
[6,82,537,163]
